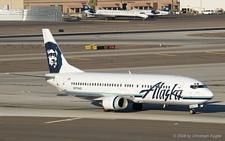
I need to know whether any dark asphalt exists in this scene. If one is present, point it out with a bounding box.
[1,52,225,73]
[0,117,224,141]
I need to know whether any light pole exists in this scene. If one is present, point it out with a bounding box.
[171,0,173,12]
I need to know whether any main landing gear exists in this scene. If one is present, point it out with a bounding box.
[132,103,143,111]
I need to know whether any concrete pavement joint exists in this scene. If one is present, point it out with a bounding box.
[155,53,176,56]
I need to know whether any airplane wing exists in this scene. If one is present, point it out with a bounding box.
[25,90,135,101]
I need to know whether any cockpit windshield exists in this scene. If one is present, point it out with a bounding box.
[190,83,207,89]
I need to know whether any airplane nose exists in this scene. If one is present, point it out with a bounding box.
[207,89,214,100]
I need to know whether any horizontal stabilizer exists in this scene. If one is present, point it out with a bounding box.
[7,73,55,79]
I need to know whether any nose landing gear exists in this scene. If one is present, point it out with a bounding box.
[189,109,196,114]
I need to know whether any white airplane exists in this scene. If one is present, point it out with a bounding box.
[12,29,214,114]
[85,9,148,20]
[83,5,148,20]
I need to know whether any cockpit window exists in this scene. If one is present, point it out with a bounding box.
[190,83,207,89]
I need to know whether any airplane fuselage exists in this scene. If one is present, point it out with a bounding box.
[86,9,149,19]
[47,72,213,106]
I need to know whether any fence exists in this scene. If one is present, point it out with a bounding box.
[0,6,62,21]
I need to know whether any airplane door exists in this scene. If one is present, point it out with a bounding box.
[178,82,184,99]
[56,76,68,91]
[178,82,183,89]
[62,77,70,91]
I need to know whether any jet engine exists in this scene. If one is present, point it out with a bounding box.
[102,96,128,111]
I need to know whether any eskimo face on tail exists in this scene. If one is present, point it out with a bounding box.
[45,42,62,73]
[47,49,58,68]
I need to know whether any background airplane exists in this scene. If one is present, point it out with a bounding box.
[83,5,148,20]
[83,4,170,19]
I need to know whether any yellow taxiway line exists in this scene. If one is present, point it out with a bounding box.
[19,28,36,31]
[155,53,176,56]
[137,24,151,26]
[44,117,82,124]
[205,51,225,54]
[80,26,96,28]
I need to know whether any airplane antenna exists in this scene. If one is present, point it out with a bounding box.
[129,71,131,75]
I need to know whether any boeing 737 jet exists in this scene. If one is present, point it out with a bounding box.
[12,29,214,114]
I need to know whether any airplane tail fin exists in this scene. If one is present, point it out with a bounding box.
[42,29,84,73]
[163,5,171,12]
[82,4,95,14]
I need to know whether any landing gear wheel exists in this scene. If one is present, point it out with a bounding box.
[132,103,143,111]
[103,108,111,112]
[189,109,196,114]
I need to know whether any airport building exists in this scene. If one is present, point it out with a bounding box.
[0,0,180,13]
[180,0,225,13]
[23,0,180,13]
[0,0,23,9]
[0,0,179,21]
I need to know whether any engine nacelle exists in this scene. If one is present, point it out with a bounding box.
[102,96,128,110]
